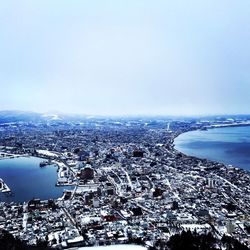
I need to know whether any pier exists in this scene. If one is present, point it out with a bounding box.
[0,178,11,193]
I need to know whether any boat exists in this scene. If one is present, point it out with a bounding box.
[39,161,50,167]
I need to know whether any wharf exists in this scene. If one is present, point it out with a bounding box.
[0,178,11,193]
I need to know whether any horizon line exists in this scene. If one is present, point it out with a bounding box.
[1,109,250,119]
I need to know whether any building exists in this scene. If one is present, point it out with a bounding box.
[80,166,94,180]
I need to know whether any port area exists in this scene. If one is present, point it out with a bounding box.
[39,160,52,167]
[54,161,76,186]
[0,151,23,160]
[0,178,11,193]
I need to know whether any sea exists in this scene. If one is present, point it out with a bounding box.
[174,126,250,171]
[0,156,70,203]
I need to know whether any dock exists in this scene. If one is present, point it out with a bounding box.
[0,178,11,193]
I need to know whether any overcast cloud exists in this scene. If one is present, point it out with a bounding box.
[0,0,250,116]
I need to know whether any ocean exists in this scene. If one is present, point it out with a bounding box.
[174,126,250,171]
[0,156,70,203]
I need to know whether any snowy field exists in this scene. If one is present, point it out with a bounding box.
[70,245,147,250]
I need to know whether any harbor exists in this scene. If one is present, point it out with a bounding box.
[0,156,70,203]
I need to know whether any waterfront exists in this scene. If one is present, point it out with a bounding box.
[174,126,250,171]
[0,157,68,203]
[0,117,249,248]
[75,245,147,250]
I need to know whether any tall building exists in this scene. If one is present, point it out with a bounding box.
[80,166,94,180]
[227,220,234,234]
[208,178,215,188]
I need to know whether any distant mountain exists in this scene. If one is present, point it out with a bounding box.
[1,110,250,124]
[0,110,90,124]
[0,111,45,123]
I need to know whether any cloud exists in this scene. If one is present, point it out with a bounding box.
[0,0,250,115]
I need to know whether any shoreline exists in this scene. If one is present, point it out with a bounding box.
[0,123,249,247]
[0,154,72,203]
[204,121,250,129]
[0,122,249,204]
[173,124,250,173]
[0,152,26,161]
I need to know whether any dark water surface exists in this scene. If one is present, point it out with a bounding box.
[0,157,68,203]
[174,126,250,171]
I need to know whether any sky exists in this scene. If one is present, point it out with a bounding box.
[0,0,250,116]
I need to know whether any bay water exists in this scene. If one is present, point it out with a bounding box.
[0,156,69,203]
[174,126,250,171]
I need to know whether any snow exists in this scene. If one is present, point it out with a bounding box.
[74,245,146,250]
[42,113,62,120]
[37,150,58,157]
[181,223,211,231]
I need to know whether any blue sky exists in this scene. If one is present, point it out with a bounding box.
[1,0,250,116]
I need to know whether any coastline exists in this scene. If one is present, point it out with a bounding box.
[204,121,250,129]
[1,122,249,201]
[0,155,71,203]
[0,122,249,248]
[0,122,249,203]
[0,152,25,161]
[173,124,250,173]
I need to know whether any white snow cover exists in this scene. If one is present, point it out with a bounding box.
[37,150,58,157]
[74,245,146,250]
